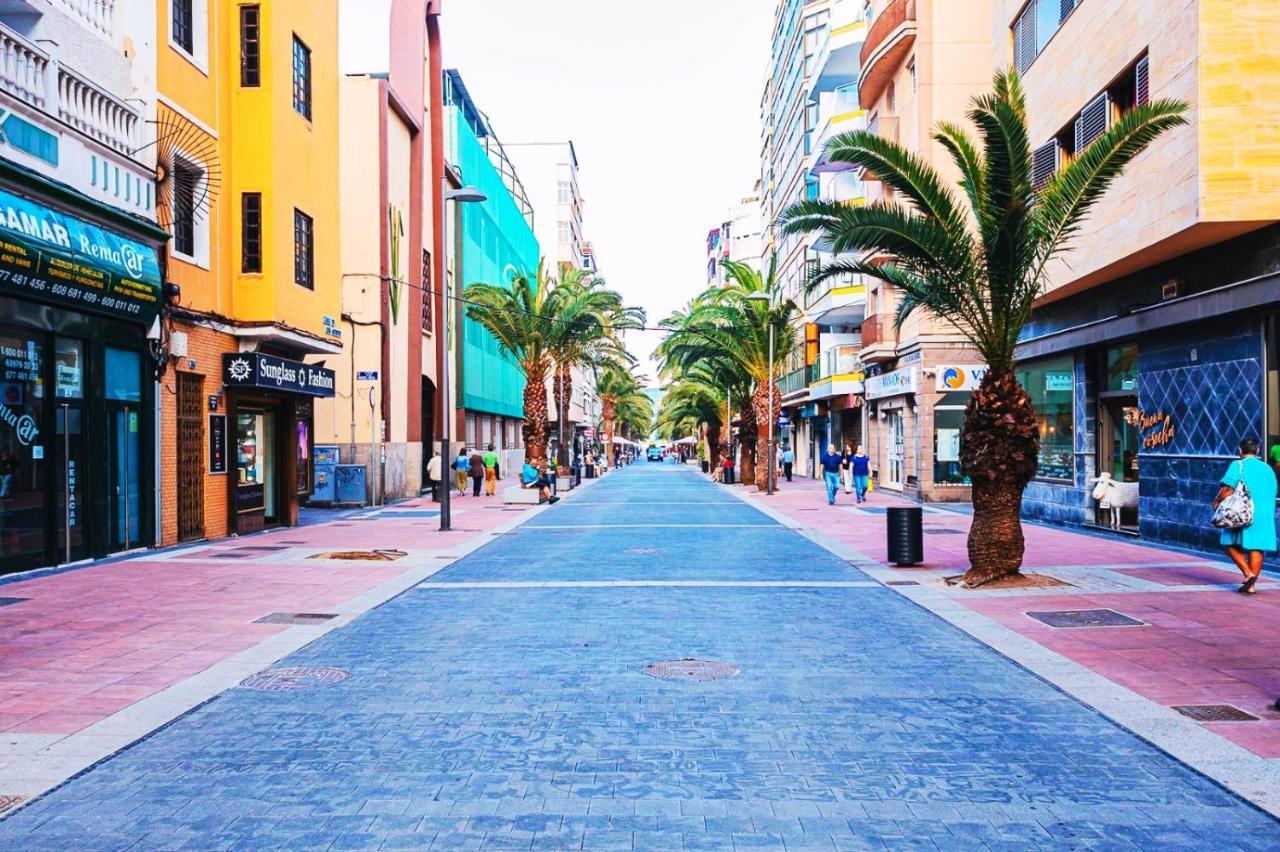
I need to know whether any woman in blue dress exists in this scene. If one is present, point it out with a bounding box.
[1213,438,1277,594]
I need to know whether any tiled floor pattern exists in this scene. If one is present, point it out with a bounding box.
[0,463,1276,849]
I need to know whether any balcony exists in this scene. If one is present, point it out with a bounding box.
[779,366,811,402]
[859,313,898,363]
[808,88,865,175]
[859,0,917,110]
[0,23,141,156]
[53,0,116,38]
[809,0,866,100]
[808,344,865,401]
[806,276,866,328]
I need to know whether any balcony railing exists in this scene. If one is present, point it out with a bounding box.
[780,366,809,396]
[858,0,917,109]
[861,313,896,348]
[55,0,116,37]
[0,23,141,156]
[820,345,861,379]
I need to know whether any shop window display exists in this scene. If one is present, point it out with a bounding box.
[933,392,969,485]
[0,330,44,562]
[1016,355,1075,480]
[236,412,275,517]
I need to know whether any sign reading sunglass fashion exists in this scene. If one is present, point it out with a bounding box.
[0,188,162,323]
[222,353,336,398]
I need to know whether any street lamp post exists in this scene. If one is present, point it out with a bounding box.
[748,291,776,495]
[438,181,487,532]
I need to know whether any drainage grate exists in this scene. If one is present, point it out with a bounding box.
[644,659,740,682]
[1173,704,1260,723]
[1027,609,1145,628]
[885,580,920,586]
[796,508,819,512]
[0,597,29,608]
[309,550,407,561]
[380,511,440,519]
[239,666,351,692]
[924,529,966,535]
[0,795,26,813]
[253,612,339,625]
[210,545,290,559]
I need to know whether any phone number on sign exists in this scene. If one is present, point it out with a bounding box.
[1,270,144,315]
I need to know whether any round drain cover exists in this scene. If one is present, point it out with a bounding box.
[239,666,351,692]
[644,659,739,682]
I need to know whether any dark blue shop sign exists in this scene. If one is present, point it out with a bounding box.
[222,352,336,398]
[0,188,162,324]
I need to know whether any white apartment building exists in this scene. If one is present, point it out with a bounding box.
[706,187,765,288]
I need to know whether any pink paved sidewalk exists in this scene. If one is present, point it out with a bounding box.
[0,497,518,737]
[733,470,1280,759]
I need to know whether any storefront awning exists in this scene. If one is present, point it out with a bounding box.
[0,187,163,324]
[223,353,336,398]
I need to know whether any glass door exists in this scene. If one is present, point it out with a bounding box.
[887,410,905,488]
[0,328,46,570]
[54,338,86,563]
[105,347,142,551]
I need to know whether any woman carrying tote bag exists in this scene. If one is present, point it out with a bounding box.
[1212,438,1277,594]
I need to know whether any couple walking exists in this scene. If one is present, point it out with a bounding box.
[452,445,500,497]
[820,443,869,505]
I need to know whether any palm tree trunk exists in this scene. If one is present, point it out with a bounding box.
[751,380,779,492]
[522,361,551,466]
[738,399,757,487]
[959,370,1041,587]
[707,422,722,470]
[553,362,572,475]
[603,397,616,466]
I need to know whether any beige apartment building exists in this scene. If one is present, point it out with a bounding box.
[856,0,990,501]
[1002,0,1280,559]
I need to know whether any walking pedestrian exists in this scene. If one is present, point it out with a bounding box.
[1212,437,1277,595]
[482,444,499,496]
[426,451,442,501]
[820,444,842,505]
[841,442,854,495]
[781,444,794,482]
[453,448,469,496]
[469,448,485,497]
[851,444,871,504]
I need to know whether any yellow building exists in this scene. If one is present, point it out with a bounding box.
[157,0,342,542]
[999,0,1280,556]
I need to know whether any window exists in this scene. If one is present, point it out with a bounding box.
[172,160,202,257]
[933,394,969,485]
[908,58,917,93]
[1015,355,1076,480]
[421,249,432,333]
[241,192,262,273]
[557,221,570,243]
[172,0,194,54]
[1266,315,1279,469]
[240,6,261,87]
[1012,0,1080,73]
[557,182,571,203]
[293,208,313,289]
[292,36,312,120]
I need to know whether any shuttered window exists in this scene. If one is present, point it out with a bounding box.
[1074,92,1109,151]
[1135,55,1149,106]
[1031,141,1060,190]
[1012,0,1081,73]
[1059,0,1077,23]
[1013,4,1037,73]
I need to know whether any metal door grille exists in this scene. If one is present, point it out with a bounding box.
[176,371,205,541]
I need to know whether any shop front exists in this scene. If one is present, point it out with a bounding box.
[221,352,335,535]
[0,174,165,575]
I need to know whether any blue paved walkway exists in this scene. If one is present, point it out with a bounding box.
[1,464,1277,849]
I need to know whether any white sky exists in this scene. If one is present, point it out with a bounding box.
[436,0,774,383]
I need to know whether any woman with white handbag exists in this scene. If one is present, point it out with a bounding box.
[1212,438,1277,594]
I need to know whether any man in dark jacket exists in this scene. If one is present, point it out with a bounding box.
[469,449,485,497]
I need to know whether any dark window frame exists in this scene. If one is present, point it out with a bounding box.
[240,5,261,87]
[293,208,314,289]
[172,0,194,55]
[292,35,312,120]
[241,192,262,273]
[172,159,201,257]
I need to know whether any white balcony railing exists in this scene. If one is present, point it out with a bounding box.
[0,23,140,156]
[0,25,49,110]
[821,345,861,379]
[55,0,115,38]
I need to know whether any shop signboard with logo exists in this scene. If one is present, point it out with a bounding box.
[935,365,989,392]
[222,353,336,398]
[865,366,918,400]
[0,188,162,324]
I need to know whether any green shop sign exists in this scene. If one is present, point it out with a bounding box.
[0,187,162,324]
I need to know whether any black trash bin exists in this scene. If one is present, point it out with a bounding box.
[701,460,710,473]
[585,463,596,479]
[886,506,924,566]
[723,464,734,485]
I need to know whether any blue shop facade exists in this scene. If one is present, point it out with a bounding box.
[1015,224,1280,559]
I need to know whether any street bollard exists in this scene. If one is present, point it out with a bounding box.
[886,506,924,566]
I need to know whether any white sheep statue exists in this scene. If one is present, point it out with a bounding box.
[1091,472,1139,528]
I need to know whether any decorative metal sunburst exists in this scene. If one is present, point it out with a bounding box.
[134,106,222,231]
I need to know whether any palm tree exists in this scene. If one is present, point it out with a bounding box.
[655,365,728,469]
[783,69,1186,586]
[659,255,798,490]
[596,360,647,466]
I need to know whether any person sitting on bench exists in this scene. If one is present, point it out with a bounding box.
[520,460,558,504]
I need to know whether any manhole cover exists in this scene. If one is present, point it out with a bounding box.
[1173,704,1260,722]
[253,612,339,625]
[0,597,29,608]
[239,666,351,691]
[1026,609,1145,628]
[309,550,406,561]
[0,795,26,813]
[644,659,739,682]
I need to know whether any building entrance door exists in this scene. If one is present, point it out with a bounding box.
[176,372,205,541]
[105,347,143,552]
[887,409,905,488]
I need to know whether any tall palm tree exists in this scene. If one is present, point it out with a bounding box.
[596,360,647,466]
[656,364,728,469]
[659,255,798,490]
[783,69,1186,586]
